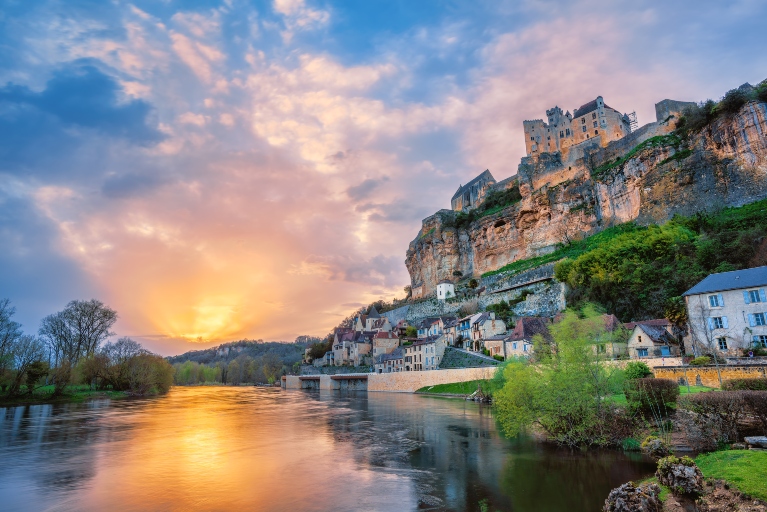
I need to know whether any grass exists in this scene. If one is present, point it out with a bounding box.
[0,384,129,406]
[482,221,641,277]
[696,450,767,501]
[591,134,683,181]
[606,385,714,406]
[638,476,672,502]
[416,379,500,396]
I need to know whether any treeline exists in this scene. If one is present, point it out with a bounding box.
[0,298,173,398]
[555,198,767,324]
[173,351,288,386]
[167,339,307,366]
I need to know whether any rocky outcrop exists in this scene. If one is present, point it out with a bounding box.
[407,101,767,298]
[603,482,663,512]
[656,456,703,495]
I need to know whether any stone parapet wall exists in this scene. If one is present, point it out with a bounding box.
[404,281,565,324]
[367,367,497,393]
[480,263,555,292]
[654,365,767,388]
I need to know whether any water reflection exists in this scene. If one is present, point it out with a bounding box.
[0,388,654,511]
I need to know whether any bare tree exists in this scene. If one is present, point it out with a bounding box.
[686,298,731,386]
[38,299,118,394]
[0,298,23,375]
[7,335,46,396]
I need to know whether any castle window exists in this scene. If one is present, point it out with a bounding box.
[581,118,585,124]
[582,126,587,132]
[566,129,570,136]
[593,121,598,128]
[592,113,597,119]
[547,136,550,141]
[586,134,589,138]
[560,131,564,137]
[530,136,534,141]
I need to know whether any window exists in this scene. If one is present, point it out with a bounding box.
[661,346,671,356]
[523,345,528,352]
[708,316,727,329]
[638,335,642,343]
[745,289,766,303]
[582,126,587,132]
[593,121,598,128]
[717,337,728,350]
[560,131,564,137]
[586,134,589,138]
[754,335,767,348]
[597,344,606,353]
[709,294,724,307]
[637,348,648,357]
[592,113,597,119]
[581,118,585,124]
[512,342,517,350]
[547,136,550,141]
[595,130,599,135]
[566,129,570,136]
[530,136,535,141]
[749,312,767,327]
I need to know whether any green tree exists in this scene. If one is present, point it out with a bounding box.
[624,361,653,380]
[493,305,628,447]
[404,326,418,338]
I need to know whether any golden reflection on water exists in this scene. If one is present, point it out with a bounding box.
[0,386,655,512]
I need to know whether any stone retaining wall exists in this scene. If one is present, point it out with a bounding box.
[367,367,497,393]
[654,365,767,388]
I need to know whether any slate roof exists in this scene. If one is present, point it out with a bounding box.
[573,98,613,118]
[633,324,676,345]
[376,347,403,364]
[368,306,381,319]
[451,170,496,200]
[508,317,552,342]
[683,266,767,296]
[624,318,672,331]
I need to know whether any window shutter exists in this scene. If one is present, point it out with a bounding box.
[744,291,751,304]
[707,318,714,330]
[749,314,756,327]
[761,289,767,302]
[718,293,724,306]
[722,316,729,329]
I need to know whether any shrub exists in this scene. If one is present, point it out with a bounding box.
[690,356,711,366]
[623,378,680,412]
[641,435,670,458]
[493,354,504,362]
[722,378,767,391]
[757,79,767,103]
[625,361,653,380]
[741,391,767,434]
[714,87,750,117]
[678,392,745,449]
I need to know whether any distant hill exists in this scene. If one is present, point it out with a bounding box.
[167,338,314,366]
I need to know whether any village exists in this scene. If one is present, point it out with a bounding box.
[304,264,767,382]
[303,92,767,385]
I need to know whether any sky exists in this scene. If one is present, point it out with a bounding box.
[1,0,765,356]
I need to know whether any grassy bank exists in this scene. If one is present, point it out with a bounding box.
[607,385,714,406]
[0,385,129,407]
[696,450,767,501]
[416,379,500,396]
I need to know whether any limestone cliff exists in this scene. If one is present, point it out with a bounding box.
[407,100,767,299]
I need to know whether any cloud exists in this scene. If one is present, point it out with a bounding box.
[0,62,163,145]
[273,0,330,41]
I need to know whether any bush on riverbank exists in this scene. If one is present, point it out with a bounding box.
[623,378,680,415]
[494,305,633,447]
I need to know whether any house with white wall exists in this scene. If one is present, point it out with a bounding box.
[683,266,767,356]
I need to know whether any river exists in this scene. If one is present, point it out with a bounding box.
[0,387,654,511]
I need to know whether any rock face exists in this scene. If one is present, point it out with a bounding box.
[407,101,767,298]
[603,482,663,512]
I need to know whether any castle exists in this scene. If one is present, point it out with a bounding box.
[523,96,632,159]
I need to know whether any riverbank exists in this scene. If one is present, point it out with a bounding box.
[415,379,498,397]
[0,385,129,407]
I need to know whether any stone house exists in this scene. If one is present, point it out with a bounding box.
[443,318,460,346]
[683,266,767,356]
[402,335,445,371]
[469,312,507,351]
[482,335,507,358]
[626,322,679,359]
[456,313,483,347]
[349,331,375,366]
[417,316,455,338]
[372,331,400,358]
[450,170,496,212]
[505,316,552,359]
[332,328,354,366]
[374,347,404,374]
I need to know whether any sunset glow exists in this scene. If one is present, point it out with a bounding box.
[1,0,765,355]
